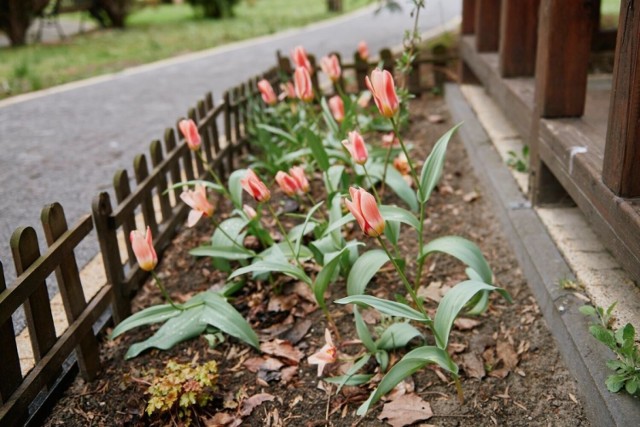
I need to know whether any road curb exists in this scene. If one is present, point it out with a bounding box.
[445,83,640,426]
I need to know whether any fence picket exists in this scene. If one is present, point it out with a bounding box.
[308,54,320,95]
[189,108,205,176]
[133,154,159,237]
[10,227,57,364]
[223,91,234,173]
[204,93,225,179]
[113,169,137,266]
[175,121,196,182]
[0,262,22,404]
[380,48,394,73]
[92,192,129,323]
[163,128,183,202]
[332,52,346,94]
[41,204,100,380]
[354,52,368,92]
[150,141,173,224]
[196,99,214,166]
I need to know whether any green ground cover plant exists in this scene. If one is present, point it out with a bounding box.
[0,0,372,99]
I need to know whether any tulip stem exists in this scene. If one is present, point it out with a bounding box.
[210,217,257,257]
[305,193,328,221]
[361,164,381,205]
[376,236,427,318]
[390,117,427,291]
[151,271,182,311]
[380,143,394,195]
[268,204,305,272]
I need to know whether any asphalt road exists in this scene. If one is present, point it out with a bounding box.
[0,1,461,290]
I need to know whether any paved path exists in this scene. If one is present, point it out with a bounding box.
[0,1,461,288]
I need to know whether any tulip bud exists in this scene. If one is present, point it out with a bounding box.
[291,45,313,74]
[358,41,369,60]
[357,90,372,108]
[328,95,344,123]
[294,67,314,102]
[243,204,257,220]
[345,187,385,237]
[178,119,201,151]
[320,54,341,82]
[257,79,277,105]
[289,166,310,194]
[275,171,300,197]
[180,184,214,227]
[279,82,296,100]
[241,169,271,203]
[365,69,399,118]
[342,131,368,165]
[130,226,158,272]
[393,153,410,176]
[381,132,400,148]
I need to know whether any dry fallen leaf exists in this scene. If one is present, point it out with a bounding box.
[419,281,444,302]
[497,340,519,370]
[378,393,433,427]
[260,339,304,365]
[428,113,445,123]
[204,412,241,427]
[454,318,482,331]
[460,352,486,379]
[240,393,275,417]
[462,191,479,203]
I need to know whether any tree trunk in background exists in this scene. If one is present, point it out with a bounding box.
[327,0,343,12]
[98,0,129,28]
[0,0,49,46]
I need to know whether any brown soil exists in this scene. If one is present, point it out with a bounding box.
[44,95,590,427]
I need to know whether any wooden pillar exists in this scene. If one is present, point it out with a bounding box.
[499,0,540,77]
[462,0,476,34]
[475,0,501,52]
[529,0,595,205]
[533,0,594,118]
[602,0,640,197]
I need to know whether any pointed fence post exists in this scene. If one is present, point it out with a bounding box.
[0,261,22,404]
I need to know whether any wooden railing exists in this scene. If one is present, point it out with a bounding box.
[0,47,454,426]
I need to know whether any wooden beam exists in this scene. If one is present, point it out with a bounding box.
[475,0,501,52]
[499,0,540,77]
[533,0,594,117]
[603,0,640,197]
[462,0,476,34]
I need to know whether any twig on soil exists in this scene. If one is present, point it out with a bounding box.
[325,383,333,426]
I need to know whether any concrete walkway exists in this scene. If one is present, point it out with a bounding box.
[0,1,460,289]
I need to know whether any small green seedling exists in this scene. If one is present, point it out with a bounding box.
[580,303,640,396]
[506,145,529,173]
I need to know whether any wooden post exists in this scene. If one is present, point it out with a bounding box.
[533,0,594,118]
[173,122,196,182]
[354,52,368,92]
[113,170,136,266]
[529,0,594,205]
[133,154,159,236]
[308,54,320,95]
[41,204,100,381]
[149,141,173,224]
[223,91,234,173]
[380,49,394,73]
[475,0,502,52]
[276,50,293,75]
[499,0,540,77]
[10,227,57,364]
[92,192,129,323]
[188,107,204,176]
[602,0,640,197]
[197,99,215,165]
[163,128,183,202]
[462,0,476,34]
[232,86,242,145]
[0,261,22,404]
[205,93,225,179]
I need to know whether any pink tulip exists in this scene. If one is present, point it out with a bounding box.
[342,131,368,165]
[345,187,385,237]
[180,184,214,227]
[279,82,296,100]
[308,329,337,376]
[381,132,400,147]
[357,91,372,108]
[291,45,313,74]
[358,40,369,60]
[294,67,314,102]
[130,226,157,272]
[243,204,257,220]
[178,119,201,151]
[393,153,410,176]
[257,79,277,105]
[366,69,399,118]
[241,169,271,203]
[275,171,300,197]
[289,166,310,193]
[328,95,344,123]
[320,54,341,82]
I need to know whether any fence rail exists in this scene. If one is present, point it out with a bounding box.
[0,46,454,426]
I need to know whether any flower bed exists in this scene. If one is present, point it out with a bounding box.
[45,80,589,425]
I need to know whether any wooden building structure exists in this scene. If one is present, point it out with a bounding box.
[459,0,640,285]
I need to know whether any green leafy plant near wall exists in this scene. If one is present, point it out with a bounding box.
[580,303,640,396]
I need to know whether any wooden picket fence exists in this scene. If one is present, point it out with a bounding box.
[0,47,453,426]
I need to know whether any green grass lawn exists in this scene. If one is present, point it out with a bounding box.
[0,0,373,99]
